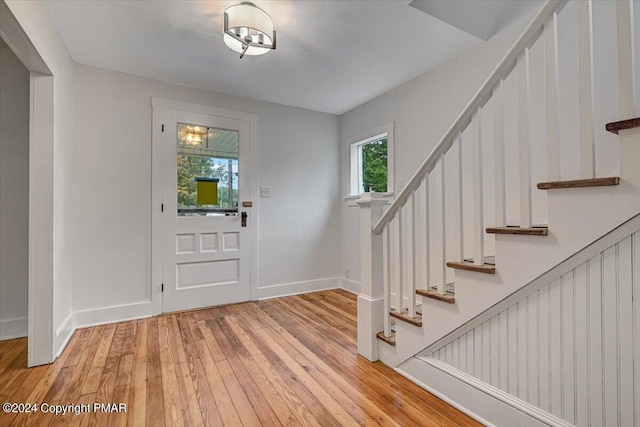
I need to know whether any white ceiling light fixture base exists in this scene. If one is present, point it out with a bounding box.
[224,2,276,59]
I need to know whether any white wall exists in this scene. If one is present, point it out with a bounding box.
[5,0,76,356]
[71,64,340,314]
[0,45,29,340]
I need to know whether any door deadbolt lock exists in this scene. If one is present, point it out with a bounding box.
[241,211,247,227]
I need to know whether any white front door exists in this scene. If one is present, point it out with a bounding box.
[160,109,252,313]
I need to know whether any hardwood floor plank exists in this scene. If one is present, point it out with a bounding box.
[175,314,225,426]
[167,314,204,427]
[49,327,103,426]
[197,319,227,362]
[68,393,96,427]
[144,318,165,427]
[215,359,263,427]
[158,316,185,427]
[222,317,326,427]
[208,318,298,427]
[64,328,93,368]
[87,322,127,427]
[80,323,117,396]
[203,319,281,427]
[0,290,479,427]
[194,339,243,426]
[230,313,362,427]
[0,342,29,399]
[228,316,342,427]
[259,298,475,426]
[108,353,133,427]
[129,319,147,427]
[0,363,47,426]
[244,306,401,427]
[0,339,26,376]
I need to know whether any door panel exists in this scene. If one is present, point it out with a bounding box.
[161,109,251,313]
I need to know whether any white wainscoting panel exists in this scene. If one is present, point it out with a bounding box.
[421,227,640,427]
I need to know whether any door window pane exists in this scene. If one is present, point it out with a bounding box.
[177,124,239,216]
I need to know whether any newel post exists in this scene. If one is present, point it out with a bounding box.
[355,193,387,361]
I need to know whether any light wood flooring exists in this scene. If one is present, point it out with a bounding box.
[0,289,479,426]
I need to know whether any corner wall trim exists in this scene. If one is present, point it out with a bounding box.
[0,317,28,340]
[73,301,153,329]
[53,312,74,358]
[339,278,361,295]
[257,277,341,300]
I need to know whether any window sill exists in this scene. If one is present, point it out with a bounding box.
[344,192,394,207]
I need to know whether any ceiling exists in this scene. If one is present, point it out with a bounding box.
[43,1,525,115]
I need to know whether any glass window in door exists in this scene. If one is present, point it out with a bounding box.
[176,123,239,216]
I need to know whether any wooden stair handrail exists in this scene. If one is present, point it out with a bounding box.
[371,0,568,236]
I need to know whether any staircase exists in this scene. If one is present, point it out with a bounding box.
[355,0,640,425]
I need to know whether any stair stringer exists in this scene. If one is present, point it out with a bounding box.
[395,211,640,427]
[378,129,640,368]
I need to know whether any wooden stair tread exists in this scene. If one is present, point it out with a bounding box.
[537,177,619,190]
[416,288,455,304]
[376,331,396,346]
[389,309,422,327]
[447,260,496,274]
[606,117,640,134]
[486,226,548,236]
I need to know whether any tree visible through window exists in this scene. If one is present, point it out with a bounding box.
[176,123,239,215]
[349,126,393,197]
[177,155,238,209]
[361,138,388,193]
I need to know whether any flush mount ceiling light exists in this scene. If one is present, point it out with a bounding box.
[224,2,276,59]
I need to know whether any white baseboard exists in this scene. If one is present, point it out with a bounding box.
[398,357,571,427]
[339,278,360,294]
[74,301,153,329]
[257,277,341,300]
[54,312,75,357]
[0,317,27,340]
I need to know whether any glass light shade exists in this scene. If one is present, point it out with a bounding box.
[224,2,275,57]
[184,132,203,145]
[179,125,205,146]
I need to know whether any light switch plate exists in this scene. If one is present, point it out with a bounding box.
[260,187,271,198]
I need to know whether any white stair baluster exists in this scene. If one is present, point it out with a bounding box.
[395,212,404,314]
[472,107,485,266]
[545,12,561,181]
[407,194,417,317]
[494,81,507,227]
[616,0,636,119]
[456,132,464,262]
[518,49,533,229]
[440,152,447,295]
[577,0,595,178]
[424,175,431,288]
[383,225,391,336]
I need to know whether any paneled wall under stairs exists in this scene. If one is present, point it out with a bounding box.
[418,214,640,427]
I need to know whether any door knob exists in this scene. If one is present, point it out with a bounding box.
[241,211,247,227]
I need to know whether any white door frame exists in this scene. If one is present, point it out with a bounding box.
[150,98,259,315]
[1,1,55,366]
